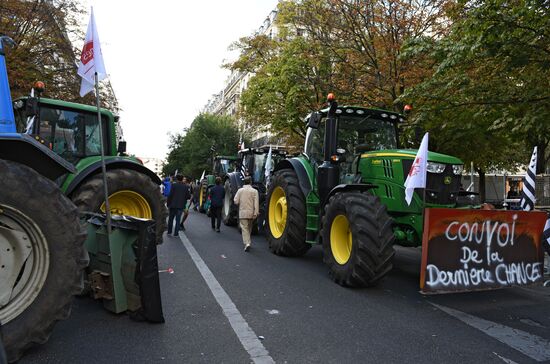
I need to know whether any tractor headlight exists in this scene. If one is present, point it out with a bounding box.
[426,162,446,174]
[452,164,463,175]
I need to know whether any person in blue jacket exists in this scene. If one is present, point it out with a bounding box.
[162,176,171,198]
[209,177,225,232]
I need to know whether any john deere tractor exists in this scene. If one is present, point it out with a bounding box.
[223,146,287,231]
[198,155,238,213]
[12,92,167,244]
[266,95,463,287]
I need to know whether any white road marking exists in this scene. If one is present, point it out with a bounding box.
[431,303,550,362]
[179,232,275,364]
[493,352,519,364]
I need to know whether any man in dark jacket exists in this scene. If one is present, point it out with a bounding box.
[167,174,190,236]
[209,177,225,232]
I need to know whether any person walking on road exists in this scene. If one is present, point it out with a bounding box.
[209,177,225,232]
[166,174,190,236]
[180,177,193,231]
[233,176,259,252]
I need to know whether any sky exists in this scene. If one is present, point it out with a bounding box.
[82,0,279,160]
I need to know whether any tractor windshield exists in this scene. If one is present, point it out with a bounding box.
[14,104,109,163]
[215,159,237,175]
[337,115,398,154]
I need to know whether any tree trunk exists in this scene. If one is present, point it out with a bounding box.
[476,168,486,203]
[536,142,547,174]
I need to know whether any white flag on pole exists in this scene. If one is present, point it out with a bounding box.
[404,132,429,206]
[78,7,107,97]
[200,170,205,181]
[264,146,273,184]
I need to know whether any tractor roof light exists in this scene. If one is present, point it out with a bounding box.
[34,81,45,93]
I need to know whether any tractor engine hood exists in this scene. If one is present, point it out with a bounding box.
[360,149,463,165]
[359,149,464,206]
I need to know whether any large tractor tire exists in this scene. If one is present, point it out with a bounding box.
[265,169,310,256]
[198,180,208,213]
[321,192,395,287]
[0,160,86,362]
[222,179,238,226]
[71,169,167,244]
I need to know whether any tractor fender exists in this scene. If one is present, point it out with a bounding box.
[0,134,75,181]
[65,158,161,196]
[275,158,312,198]
[322,183,378,209]
[226,171,243,194]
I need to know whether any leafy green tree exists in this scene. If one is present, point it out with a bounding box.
[229,0,452,141]
[401,0,550,199]
[163,113,240,179]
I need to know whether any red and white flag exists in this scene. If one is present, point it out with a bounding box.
[404,132,429,206]
[78,7,107,97]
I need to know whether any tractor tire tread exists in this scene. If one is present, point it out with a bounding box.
[266,169,310,257]
[70,169,167,244]
[0,160,86,363]
[322,192,394,287]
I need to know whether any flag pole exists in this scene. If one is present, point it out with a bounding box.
[95,71,112,234]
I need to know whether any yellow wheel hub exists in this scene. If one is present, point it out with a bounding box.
[269,186,287,239]
[101,190,152,219]
[330,214,352,265]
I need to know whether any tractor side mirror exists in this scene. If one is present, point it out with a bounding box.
[25,97,39,118]
[117,140,127,155]
[307,112,321,129]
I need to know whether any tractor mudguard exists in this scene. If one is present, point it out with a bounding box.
[0,133,75,180]
[64,158,161,196]
[275,158,312,198]
[226,171,243,193]
[322,183,378,209]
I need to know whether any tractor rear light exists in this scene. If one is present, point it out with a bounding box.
[426,162,445,174]
[452,164,463,175]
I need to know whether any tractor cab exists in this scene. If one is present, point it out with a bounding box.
[239,145,287,185]
[304,106,402,184]
[12,96,116,164]
[212,155,238,177]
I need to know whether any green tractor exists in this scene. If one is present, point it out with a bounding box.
[222,146,288,231]
[266,96,464,287]
[12,94,168,243]
[197,155,238,213]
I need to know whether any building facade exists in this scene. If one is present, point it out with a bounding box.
[202,5,279,145]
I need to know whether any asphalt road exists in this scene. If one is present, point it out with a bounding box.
[21,210,550,364]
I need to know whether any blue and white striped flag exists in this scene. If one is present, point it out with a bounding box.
[519,146,550,252]
[239,141,247,181]
[520,147,537,211]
